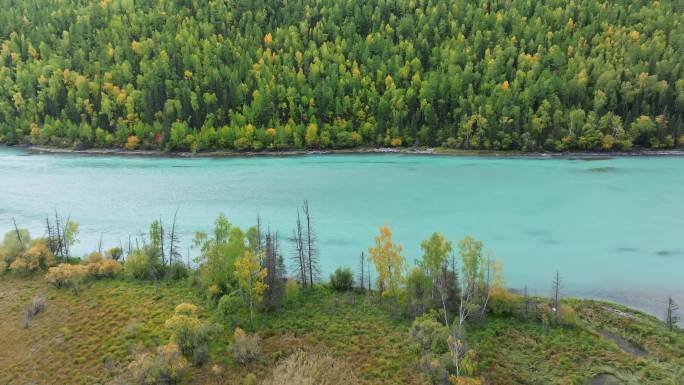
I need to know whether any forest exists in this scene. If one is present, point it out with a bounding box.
[0,0,682,152]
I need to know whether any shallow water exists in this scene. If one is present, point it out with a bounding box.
[1,147,682,320]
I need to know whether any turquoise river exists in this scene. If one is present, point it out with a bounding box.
[1,147,682,320]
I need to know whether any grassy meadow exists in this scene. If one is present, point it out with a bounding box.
[1,274,682,385]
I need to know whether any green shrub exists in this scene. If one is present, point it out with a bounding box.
[488,287,520,316]
[329,267,354,291]
[217,293,245,326]
[409,313,449,355]
[124,246,162,280]
[105,246,123,261]
[165,303,212,365]
[243,373,257,385]
[406,267,432,318]
[168,261,189,281]
[285,279,300,303]
[1,229,31,262]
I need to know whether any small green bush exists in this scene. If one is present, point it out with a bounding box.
[285,279,300,303]
[165,303,212,364]
[217,293,245,326]
[330,267,354,291]
[409,313,449,355]
[105,246,123,261]
[168,261,189,281]
[124,246,162,280]
[488,287,520,316]
[243,373,257,385]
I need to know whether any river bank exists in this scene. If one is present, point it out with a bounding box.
[10,144,684,158]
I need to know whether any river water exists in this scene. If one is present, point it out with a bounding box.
[1,147,682,320]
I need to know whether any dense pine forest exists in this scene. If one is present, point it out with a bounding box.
[1,0,682,152]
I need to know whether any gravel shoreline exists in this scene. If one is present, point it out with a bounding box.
[6,144,684,158]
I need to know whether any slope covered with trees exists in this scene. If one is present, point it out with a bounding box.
[1,0,682,152]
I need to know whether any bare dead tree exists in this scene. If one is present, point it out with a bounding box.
[358,251,366,291]
[256,214,263,253]
[522,285,531,318]
[97,233,103,254]
[551,270,562,319]
[45,215,58,255]
[11,217,25,252]
[167,209,181,267]
[367,267,371,292]
[47,211,75,261]
[127,235,132,257]
[480,253,493,321]
[275,231,286,280]
[436,264,450,325]
[159,217,166,266]
[302,200,320,287]
[665,296,680,331]
[290,210,308,287]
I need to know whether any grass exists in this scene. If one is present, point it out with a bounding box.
[0,275,682,385]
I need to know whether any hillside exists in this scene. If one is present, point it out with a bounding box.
[1,275,683,385]
[0,0,682,152]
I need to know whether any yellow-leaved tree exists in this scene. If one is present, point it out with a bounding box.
[368,224,405,310]
[234,250,267,324]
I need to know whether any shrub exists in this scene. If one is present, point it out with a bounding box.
[230,327,261,365]
[9,258,29,274]
[86,251,104,264]
[21,295,46,329]
[329,267,354,292]
[97,258,123,277]
[260,350,359,385]
[23,240,55,270]
[45,263,89,288]
[218,293,245,325]
[207,284,221,302]
[86,252,105,274]
[488,287,520,316]
[409,313,449,355]
[174,303,198,316]
[105,246,123,261]
[7,239,55,274]
[406,267,432,318]
[165,303,211,364]
[285,279,300,303]
[127,343,188,385]
[168,261,189,281]
[557,304,578,327]
[243,373,257,385]
[124,246,162,280]
[1,229,31,261]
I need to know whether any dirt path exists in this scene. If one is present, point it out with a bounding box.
[599,330,647,357]
[589,373,623,385]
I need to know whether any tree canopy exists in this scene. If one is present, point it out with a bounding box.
[1,0,682,151]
